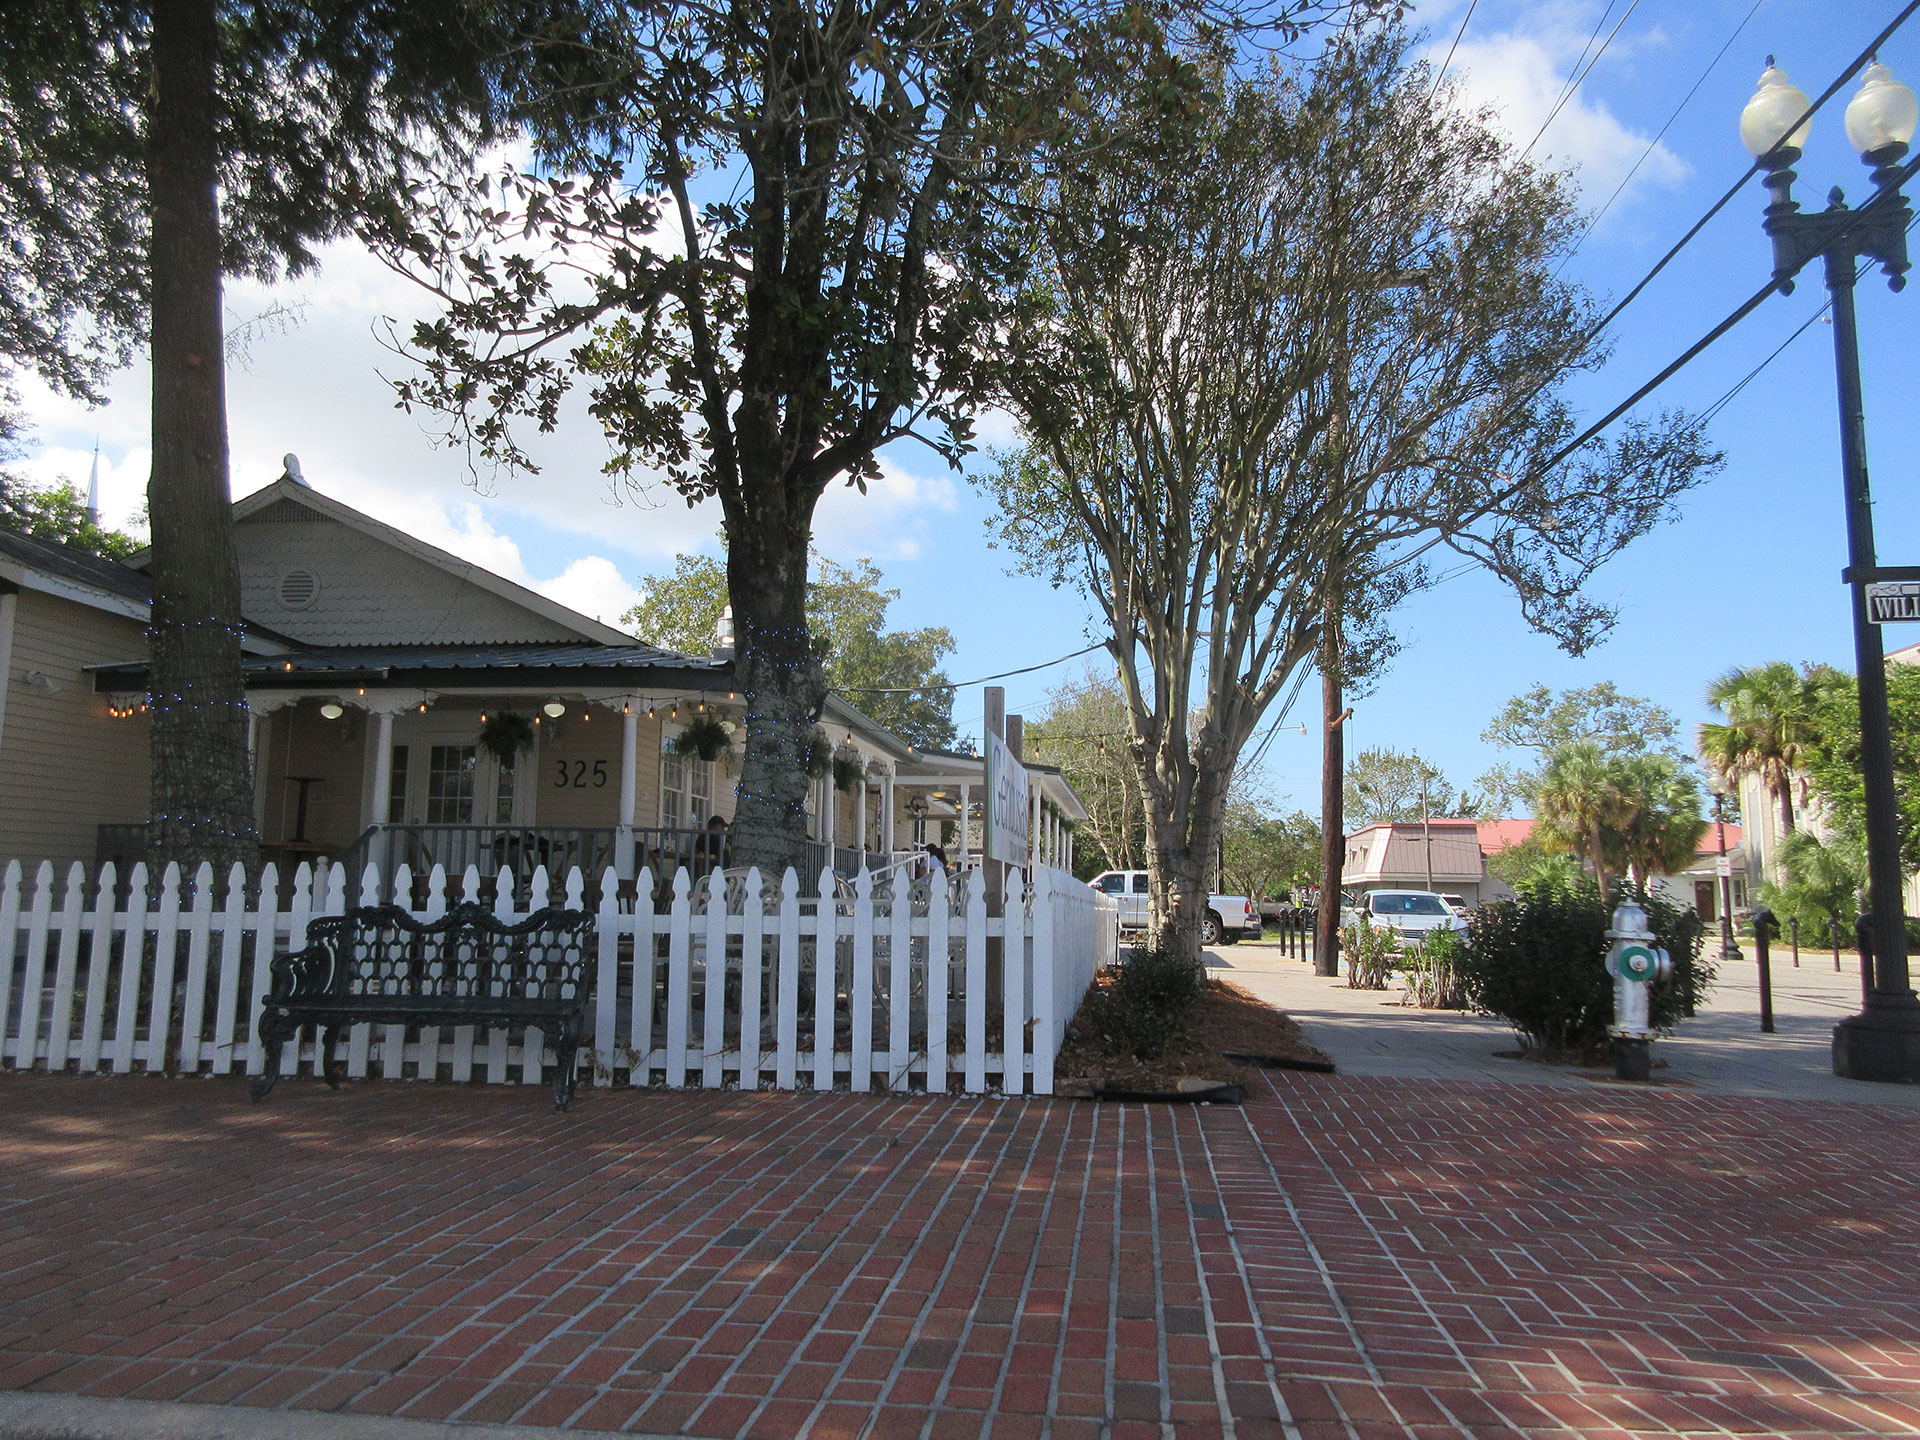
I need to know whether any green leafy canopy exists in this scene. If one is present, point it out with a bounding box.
[624,552,960,751]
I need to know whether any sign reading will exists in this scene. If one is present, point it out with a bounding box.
[1867,581,1920,624]
[983,729,1031,863]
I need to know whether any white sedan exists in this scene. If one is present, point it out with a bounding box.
[1348,890,1469,940]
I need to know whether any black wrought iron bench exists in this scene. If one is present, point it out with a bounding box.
[251,902,595,1110]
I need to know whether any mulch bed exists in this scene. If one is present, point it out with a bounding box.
[1053,969,1333,1100]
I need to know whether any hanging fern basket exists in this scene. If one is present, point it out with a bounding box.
[671,713,731,763]
[477,711,538,765]
[832,753,865,794]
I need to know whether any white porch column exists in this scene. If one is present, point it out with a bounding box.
[370,709,397,822]
[1030,789,1042,871]
[358,691,429,887]
[957,783,970,862]
[1066,828,1074,873]
[591,696,645,881]
[618,705,639,879]
[880,767,895,855]
[824,774,837,848]
[0,587,16,755]
[854,761,868,856]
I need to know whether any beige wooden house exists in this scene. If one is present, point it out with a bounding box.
[1,468,1085,892]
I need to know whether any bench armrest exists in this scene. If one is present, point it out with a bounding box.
[267,940,340,1003]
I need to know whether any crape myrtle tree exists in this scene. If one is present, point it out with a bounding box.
[373,0,1351,877]
[0,0,537,867]
[986,25,1721,961]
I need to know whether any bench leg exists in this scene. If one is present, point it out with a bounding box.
[322,1025,346,1090]
[251,1016,292,1102]
[552,1040,577,1111]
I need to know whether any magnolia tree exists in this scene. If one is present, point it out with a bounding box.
[985,25,1721,960]
[375,0,1351,875]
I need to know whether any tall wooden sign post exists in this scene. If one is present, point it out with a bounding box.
[982,688,1032,1015]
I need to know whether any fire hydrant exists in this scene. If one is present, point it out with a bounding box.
[1605,901,1671,1081]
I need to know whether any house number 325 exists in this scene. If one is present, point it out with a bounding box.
[553,760,609,789]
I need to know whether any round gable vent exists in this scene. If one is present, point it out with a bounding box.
[278,568,320,610]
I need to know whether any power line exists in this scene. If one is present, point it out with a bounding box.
[1427,0,1480,99]
[1694,207,1920,428]
[1379,147,1920,586]
[1543,145,1920,473]
[1578,1,1919,354]
[1518,0,1642,166]
[835,640,1106,694]
[1555,0,1766,275]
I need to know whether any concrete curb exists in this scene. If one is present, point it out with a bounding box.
[0,1392,686,1440]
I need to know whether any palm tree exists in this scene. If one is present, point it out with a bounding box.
[1532,741,1636,907]
[1606,754,1710,890]
[1698,662,1819,849]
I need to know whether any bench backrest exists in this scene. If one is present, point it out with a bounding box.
[305,903,595,1003]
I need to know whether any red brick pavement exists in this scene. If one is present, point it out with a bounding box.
[2,1071,1918,1438]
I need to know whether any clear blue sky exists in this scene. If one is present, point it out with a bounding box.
[14,0,1918,821]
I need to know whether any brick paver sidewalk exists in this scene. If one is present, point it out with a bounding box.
[2,1073,1918,1439]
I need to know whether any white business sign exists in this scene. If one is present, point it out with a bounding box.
[1867,582,1920,623]
[983,730,1031,863]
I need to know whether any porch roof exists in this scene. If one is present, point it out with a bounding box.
[88,641,732,691]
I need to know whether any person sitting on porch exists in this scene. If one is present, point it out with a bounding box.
[693,815,728,871]
[919,842,947,879]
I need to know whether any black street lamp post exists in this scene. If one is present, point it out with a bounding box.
[1711,792,1741,962]
[1741,59,1920,1081]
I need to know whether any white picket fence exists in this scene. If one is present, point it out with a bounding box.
[0,857,1117,1097]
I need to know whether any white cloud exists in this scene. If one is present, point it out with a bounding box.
[811,456,964,565]
[9,145,966,596]
[1427,2,1689,214]
[537,556,643,629]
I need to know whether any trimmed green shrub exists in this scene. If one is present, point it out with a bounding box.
[1087,936,1204,1059]
[1459,876,1710,1057]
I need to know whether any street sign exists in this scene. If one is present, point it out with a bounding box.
[1716,856,1733,879]
[1866,581,1920,623]
[983,729,1030,863]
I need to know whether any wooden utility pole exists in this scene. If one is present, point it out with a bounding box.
[1314,598,1345,978]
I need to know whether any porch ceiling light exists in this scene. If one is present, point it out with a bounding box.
[319,702,345,720]
[543,700,566,718]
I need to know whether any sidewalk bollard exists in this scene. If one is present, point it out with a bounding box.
[1856,914,1876,1008]
[1789,915,1800,968]
[1751,905,1776,1034]
[1605,900,1671,1082]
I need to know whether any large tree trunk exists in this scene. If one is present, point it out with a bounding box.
[146,0,256,871]
[1590,820,1610,910]
[724,510,824,880]
[1140,731,1232,967]
[1314,621,1344,978]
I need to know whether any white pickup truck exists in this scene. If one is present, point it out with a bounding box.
[1088,870,1262,946]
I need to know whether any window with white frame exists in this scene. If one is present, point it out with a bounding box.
[660,748,714,827]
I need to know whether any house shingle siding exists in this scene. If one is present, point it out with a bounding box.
[0,590,150,869]
[236,516,580,646]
